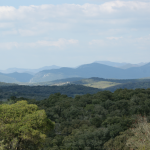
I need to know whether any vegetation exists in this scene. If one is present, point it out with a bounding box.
[0,82,17,86]
[72,77,150,89]
[106,81,150,92]
[1,88,150,149]
[0,101,54,150]
[0,77,149,102]
[0,84,101,100]
[126,116,150,150]
[28,77,84,86]
[26,77,150,89]
[81,81,120,89]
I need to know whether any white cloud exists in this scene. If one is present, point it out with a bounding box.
[0,1,149,20]
[35,39,78,48]
[0,1,150,68]
[0,22,14,28]
[89,39,105,45]
[89,35,150,50]
[0,1,149,37]
[0,39,78,50]
[2,29,18,35]
[0,42,19,50]
[18,29,37,36]
[107,36,123,40]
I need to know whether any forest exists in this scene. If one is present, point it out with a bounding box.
[1,88,150,149]
[1,78,150,101]
[0,84,101,100]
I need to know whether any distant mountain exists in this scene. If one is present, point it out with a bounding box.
[6,72,33,82]
[30,62,150,83]
[118,63,140,69]
[0,65,60,74]
[95,61,147,69]
[0,73,18,83]
[118,62,148,69]
[0,72,33,83]
[1,62,150,83]
[95,61,127,67]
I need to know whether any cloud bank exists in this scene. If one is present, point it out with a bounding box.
[0,1,150,68]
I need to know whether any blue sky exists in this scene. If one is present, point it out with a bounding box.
[0,0,107,7]
[0,0,150,69]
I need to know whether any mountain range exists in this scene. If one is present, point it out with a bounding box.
[0,65,60,75]
[0,72,33,83]
[95,61,147,69]
[0,61,150,83]
[29,62,150,83]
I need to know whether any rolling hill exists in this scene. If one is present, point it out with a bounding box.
[1,62,150,83]
[71,77,150,89]
[6,72,33,82]
[0,72,33,83]
[0,65,60,74]
[29,77,84,86]
[0,73,18,83]
[29,62,150,83]
[95,61,147,69]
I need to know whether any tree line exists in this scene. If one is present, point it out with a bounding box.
[1,88,150,149]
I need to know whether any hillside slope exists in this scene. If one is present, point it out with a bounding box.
[30,63,124,83]
[0,73,18,83]
[6,72,33,82]
[30,63,150,83]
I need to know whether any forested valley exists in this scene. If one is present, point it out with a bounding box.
[1,88,150,149]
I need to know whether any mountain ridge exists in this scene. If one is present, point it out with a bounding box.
[1,62,150,83]
[0,65,60,74]
[30,62,150,83]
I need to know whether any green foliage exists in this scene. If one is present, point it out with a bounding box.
[103,130,133,150]
[1,88,150,149]
[126,116,150,150]
[73,77,150,90]
[0,84,101,100]
[0,101,54,150]
[63,125,109,150]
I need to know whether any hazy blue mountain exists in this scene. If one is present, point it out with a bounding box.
[0,65,60,74]
[95,61,127,67]
[30,63,150,83]
[30,67,78,83]
[0,72,33,83]
[0,73,18,83]
[29,63,123,83]
[118,62,148,69]
[6,72,33,82]
[118,63,140,69]
[95,61,147,69]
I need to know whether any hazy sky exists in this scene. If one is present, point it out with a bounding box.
[0,0,150,69]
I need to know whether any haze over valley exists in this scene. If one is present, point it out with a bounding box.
[0,61,148,83]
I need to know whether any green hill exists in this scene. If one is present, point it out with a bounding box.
[27,77,150,90]
[0,84,101,100]
[71,77,150,89]
[0,82,17,86]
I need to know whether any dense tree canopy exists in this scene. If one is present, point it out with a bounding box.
[0,101,54,150]
[1,88,150,149]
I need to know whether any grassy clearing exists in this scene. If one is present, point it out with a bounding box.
[84,81,121,89]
